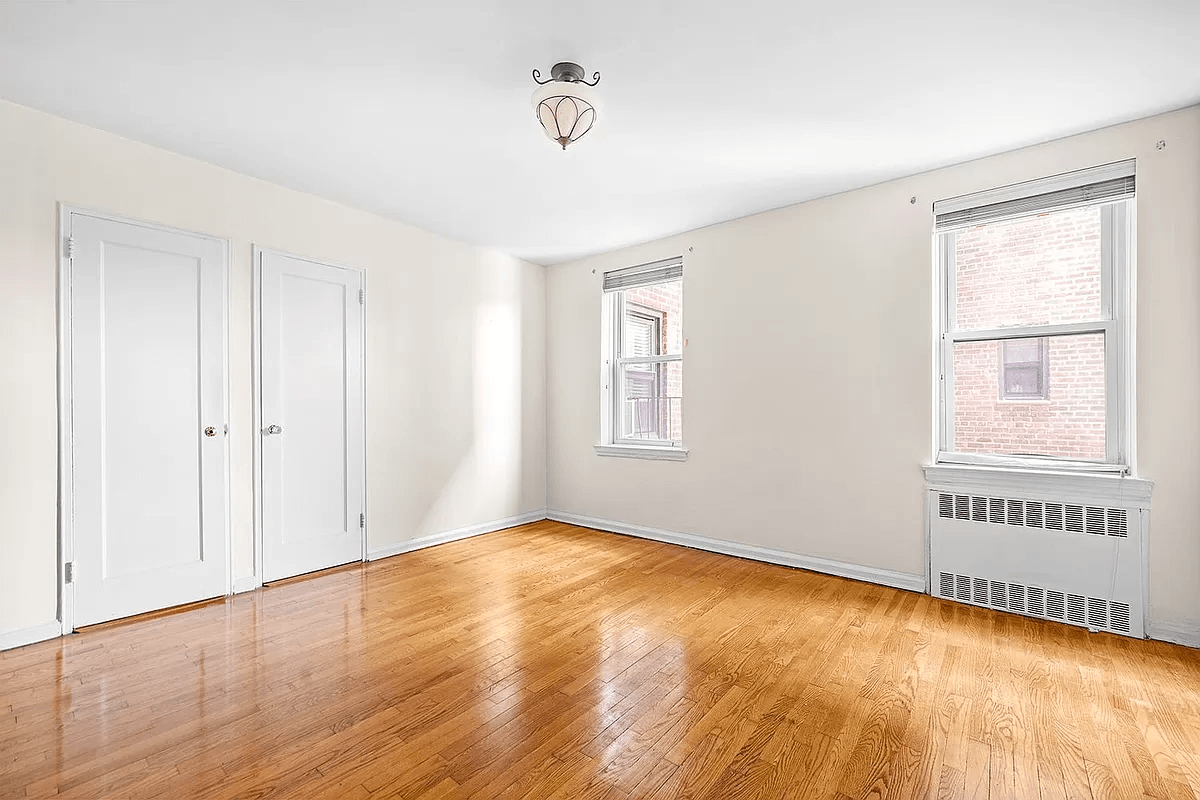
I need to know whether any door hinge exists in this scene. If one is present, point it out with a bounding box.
[360,512,365,529]
[358,288,365,305]
[64,562,74,584]
[64,236,76,260]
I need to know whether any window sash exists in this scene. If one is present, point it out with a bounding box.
[936,198,1130,471]
[606,288,684,447]
[615,363,681,445]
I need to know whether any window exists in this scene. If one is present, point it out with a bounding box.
[1000,338,1048,401]
[598,257,685,458]
[935,161,1134,470]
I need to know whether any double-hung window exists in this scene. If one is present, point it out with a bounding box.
[598,257,685,459]
[935,160,1134,471]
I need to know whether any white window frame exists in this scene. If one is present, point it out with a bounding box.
[597,257,687,461]
[934,161,1136,474]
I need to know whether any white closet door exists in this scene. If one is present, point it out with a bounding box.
[69,213,228,627]
[259,250,364,582]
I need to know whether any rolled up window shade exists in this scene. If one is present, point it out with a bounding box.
[603,256,683,292]
[935,160,1134,231]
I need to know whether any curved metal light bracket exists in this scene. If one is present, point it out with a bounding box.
[532,62,601,87]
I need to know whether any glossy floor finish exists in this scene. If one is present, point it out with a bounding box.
[3,521,1200,799]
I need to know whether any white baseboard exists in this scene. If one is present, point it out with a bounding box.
[232,576,261,594]
[546,510,927,593]
[0,620,63,652]
[1147,619,1200,649]
[368,510,548,561]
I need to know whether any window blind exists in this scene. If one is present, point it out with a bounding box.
[626,313,656,357]
[934,160,1135,231]
[603,256,683,292]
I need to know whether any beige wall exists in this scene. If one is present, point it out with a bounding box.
[546,106,1200,635]
[0,99,547,636]
[4,96,1197,642]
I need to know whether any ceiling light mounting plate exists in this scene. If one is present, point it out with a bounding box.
[532,61,600,87]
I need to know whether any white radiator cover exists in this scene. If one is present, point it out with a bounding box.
[928,487,1147,638]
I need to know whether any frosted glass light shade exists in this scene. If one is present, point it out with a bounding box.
[532,81,598,150]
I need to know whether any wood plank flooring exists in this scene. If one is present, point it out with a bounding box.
[3,520,1200,799]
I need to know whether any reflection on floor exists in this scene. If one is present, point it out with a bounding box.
[3,520,1199,798]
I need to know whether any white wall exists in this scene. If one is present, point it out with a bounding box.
[547,106,1200,637]
[0,99,547,638]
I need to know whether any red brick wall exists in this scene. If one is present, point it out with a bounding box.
[952,207,1106,460]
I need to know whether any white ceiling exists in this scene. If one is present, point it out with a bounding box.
[1,1,1198,265]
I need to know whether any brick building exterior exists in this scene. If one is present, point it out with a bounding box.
[952,206,1106,460]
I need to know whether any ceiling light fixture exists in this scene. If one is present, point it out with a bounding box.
[531,62,600,150]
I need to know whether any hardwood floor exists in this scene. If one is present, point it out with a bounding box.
[3,520,1200,799]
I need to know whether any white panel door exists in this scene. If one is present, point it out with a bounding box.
[69,213,228,627]
[259,250,364,582]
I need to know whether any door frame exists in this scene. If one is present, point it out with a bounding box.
[250,246,368,589]
[56,204,233,634]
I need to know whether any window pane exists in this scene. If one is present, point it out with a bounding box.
[621,360,682,442]
[1003,365,1041,397]
[955,205,1102,331]
[622,280,682,356]
[1003,338,1041,365]
[953,333,1105,460]
[625,311,657,357]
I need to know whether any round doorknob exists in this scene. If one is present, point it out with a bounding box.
[264,424,283,435]
[204,426,217,438]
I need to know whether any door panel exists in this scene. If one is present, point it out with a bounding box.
[70,213,227,626]
[280,274,349,543]
[102,243,204,577]
[260,251,363,582]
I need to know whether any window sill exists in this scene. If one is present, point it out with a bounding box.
[924,463,1153,508]
[595,444,689,462]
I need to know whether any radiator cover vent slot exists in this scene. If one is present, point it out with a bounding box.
[937,493,1132,538]
[1111,603,1131,633]
[936,571,1135,636]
